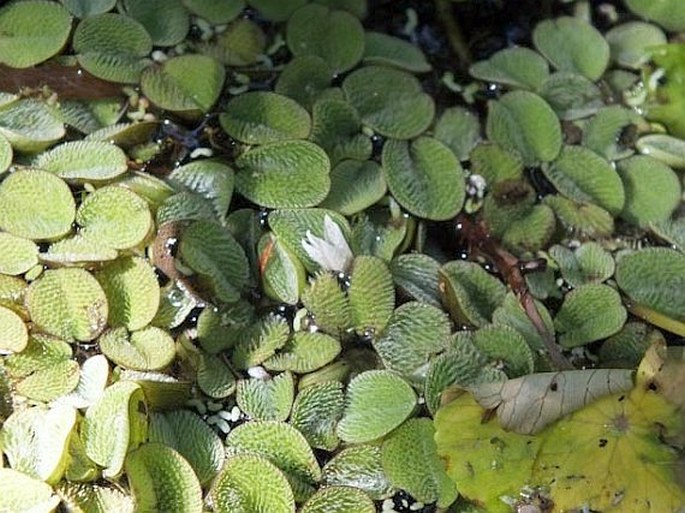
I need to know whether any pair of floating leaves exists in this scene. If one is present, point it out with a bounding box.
[549,241,615,288]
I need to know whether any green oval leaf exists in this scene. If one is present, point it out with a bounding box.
[554,283,627,348]
[290,380,344,451]
[549,242,615,288]
[617,155,681,227]
[73,13,152,83]
[625,0,685,32]
[264,331,341,373]
[141,54,225,113]
[486,90,562,165]
[337,370,416,444]
[300,486,376,513]
[82,380,148,478]
[178,220,250,303]
[0,1,72,68]
[122,0,189,47]
[286,4,364,74]
[433,107,481,162]
[381,418,458,507]
[542,145,625,215]
[533,16,610,80]
[99,326,175,371]
[220,92,311,144]
[363,31,431,73]
[236,371,294,421]
[34,141,128,182]
[235,140,330,208]
[211,454,295,513]
[348,255,395,336]
[605,21,666,69]
[322,445,395,500]
[95,256,160,331]
[0,232,37,276]
[149,409,225,486]
[26,268,108,342]
[636,133,685,168]
[374,301,451,382]
[0,468,60,513]
[0,304,28,353]
[382,136,465,220]
[470,47,549,90]
[616,247,685,324]
[0,169,75,240]
[439,260,507,327]
[77,186,152,249]
[319,159,385,216]
[472,324,536,377]
[309,98,372,166]
[0,99,65,153]
[343,65,434,139]
[125,443,202,513]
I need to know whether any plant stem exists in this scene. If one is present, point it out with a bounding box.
[435,0,471,71]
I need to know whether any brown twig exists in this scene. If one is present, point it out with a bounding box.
[0,63,123,99]
[456,214,573,370]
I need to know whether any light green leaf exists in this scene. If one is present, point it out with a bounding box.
[210,454,295,513]
[1,404,76,484]
[56,482,134,513]
[617,155,682,227]
[236,371,294,421]
[542,145,625,215]
[582,105,641,161]
[363,31,431,73]
[82,380,148,478]
[615,247,685,324]
[0,99,64,153]
[337,370,416,443]
[149,410,224,486]
[77,186,152,249]
[197,352,237,399]
[382,136,465,221]
[0,169,74,241]
[549,242,615,288]
[554,283,627,348]
[99,326,175,371]
[636,133,685,168]
[231,315,290,370]
[0,305,28,353]
[320,159,385,215]
[300,486,376,513]
[0,1,72,68]
[470,47,549,90]
[264,331,341,373]
[40,234,118,266]
[141,54,225,113]
[0,468,60,513]
[533,16,610,80]
[122,0,189,47]
[433,107,481,161]
[486,91,561,165]
[34,140,128,182]
[53,354,108,410]
[543,195,614,238]
[226,420,321,491]
[343,65,434,139]
[73,13,152,83]
[168,159,234,224]
[235,140,330,208]
[322,445,395,500]
[300,272,352,336]
[290,380,344,451]
[348,255,395,336]
[381,418,458,508]
[178,220,250,303]
[286,3,364,74]
[62,0,116,17]
[309,99,372,166]
[182,0,245,23]
[220,92,311,144]
[374,301,451,382]
[0,232,37,276]
[625,0,685,32]
[605,21,666,69]
[439,260,507,327]
[95,256,160,331]
[275,55,334,110]
[125,443,202,513]
[206,17,266,66]
[472,324,536,377]
[390,253,442,307]
[539,71,604,120]
[26,268,108,342]
[259,233,306,305]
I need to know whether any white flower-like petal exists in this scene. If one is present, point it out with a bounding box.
[301,215,353,272]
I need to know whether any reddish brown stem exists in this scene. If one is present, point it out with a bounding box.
[456,214,572,370]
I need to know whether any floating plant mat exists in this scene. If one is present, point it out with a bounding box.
[0,0,684,512]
